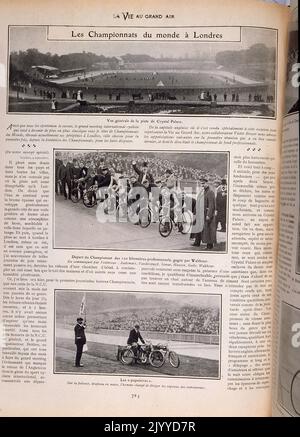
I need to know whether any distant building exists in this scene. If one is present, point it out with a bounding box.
[116,57,125,70]
[59,67,86,78]
[30,65,87,80]
[31,65,60,79]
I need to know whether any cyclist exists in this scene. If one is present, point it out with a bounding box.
[78,166,97,206]
[70,158,82,198]
[159,170,183,233]
[77,160,88,198]
[127,174,148,224]
[132,160,154,185]
[127,324,145,360]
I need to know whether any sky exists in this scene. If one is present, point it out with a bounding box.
[9,26,277,59]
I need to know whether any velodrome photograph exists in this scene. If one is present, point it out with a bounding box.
[54,149,229,252]
[54,290,221,378]
[9,25,276,117]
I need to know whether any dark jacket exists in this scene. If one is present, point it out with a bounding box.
[202,186,217,244]
[71,166,81,180]
[216,187,227,219]
[66,162,73,181]
[96,173,111,188]
[82,168,96,189]
[74,323,86,345]
[127,328,145,345]
[80,166,88,178]
[58,164,67,180]
[55,158,62,177]
[133,163,154,184]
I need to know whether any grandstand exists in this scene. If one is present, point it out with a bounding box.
[56,291,221,341]
[8,26,277,116]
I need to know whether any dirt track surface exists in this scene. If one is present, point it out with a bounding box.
[55,337,219,378]
[54,196,226,252]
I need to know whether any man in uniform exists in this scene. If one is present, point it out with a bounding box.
[216,178,227,232]
[192,177,216,250]
[74,317,86,367]
[202,177,217,250]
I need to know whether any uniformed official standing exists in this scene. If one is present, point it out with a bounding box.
[74,317,86,367]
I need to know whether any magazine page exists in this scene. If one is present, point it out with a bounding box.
[0,0,289,416]
[273,0,300,418]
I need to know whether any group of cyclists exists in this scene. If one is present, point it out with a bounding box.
[56,154,198,227]
[55,153,227,247]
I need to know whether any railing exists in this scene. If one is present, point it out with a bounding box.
[91,328,219,345]
[60,319,219,345]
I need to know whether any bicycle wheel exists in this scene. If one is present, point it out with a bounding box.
[139,208,151,228]
[83,192,97,208]
[70,188,81,203]
[291,370,300,416]
[120,349,135,365]
[149,350,165,368]
[169,351,180,368]
[180,211,192,234]
[159,217,172,237]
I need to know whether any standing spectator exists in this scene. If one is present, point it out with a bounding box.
[65,159,74,199]
[216,179,227,232]
[58,159,68,199]
[202,177,217,250]
[55,152,63,194]
[74,317,86,367]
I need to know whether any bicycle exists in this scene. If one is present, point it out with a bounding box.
[290,369,300,416]
[159,209,192,238]
[138,202,160,228]
[82,184,98,208]
[153,343,180,368]
[70,179,84,203]
[119,341,165,368]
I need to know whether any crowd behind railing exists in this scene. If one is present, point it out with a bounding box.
[57,151,224,186]
[91,306,220,335]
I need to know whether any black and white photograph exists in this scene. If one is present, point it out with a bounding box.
[54,290,221,378]
[54,149,229,252]
[9,25,276,117]
[277,302,300,416]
